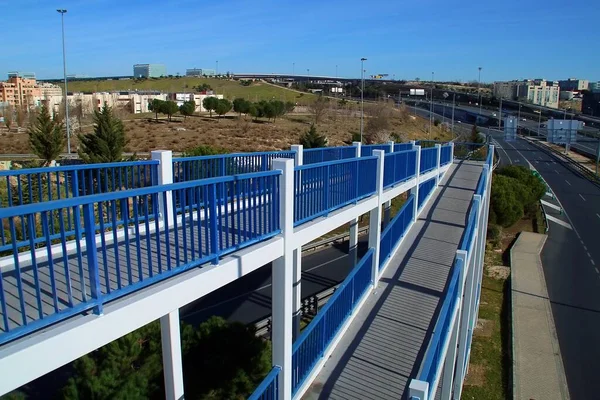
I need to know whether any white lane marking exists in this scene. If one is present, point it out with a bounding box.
[504,139,533,168]
[546,214,573,230]
[579,194,586,202]
[492,139,513,165]
[595,267,599,273]
[540,199,561,211]
[597,213,600,220]
[588,252,593,258]
[554,169,559,174]
[565,180,571,186]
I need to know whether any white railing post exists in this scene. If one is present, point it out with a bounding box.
[450,142,455,162]
[387,140,395,153]
[272,158,294,400]
[453,197,481,398]
[410,140,416,148]
[382,141,395,225]
[409,379,429,400]
[291,144,303,167]
[349,142,362,267]
[160,309,184,400]
[411,145,422,220]
[369,150,385,285]
[290,145,303,340]
[440,249,467,399]
[435,143,442,186]
[151,150,174,227]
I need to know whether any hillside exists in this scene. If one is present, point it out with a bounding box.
[59,77,313,103]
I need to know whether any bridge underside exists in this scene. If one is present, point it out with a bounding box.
[302,160,482,399]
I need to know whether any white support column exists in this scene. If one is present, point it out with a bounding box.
[151,150,173,227]
[369,150,385,285]
[291,144,303,167]
[453,197,481,398]
[349,142,362,267]
[290,145,303,340]
[160,309,184,400]
[440,250,467,399]
[272,158,294,400]
[411,145,422,220]
[292,248,302,341]
[409,379,429,400]
[435,143,442,186]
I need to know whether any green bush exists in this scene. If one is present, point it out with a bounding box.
[182,145,225,157]
[300,124,328,148]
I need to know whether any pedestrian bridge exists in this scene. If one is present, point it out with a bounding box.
[0,140,492,400]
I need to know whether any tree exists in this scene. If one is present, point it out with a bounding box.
[78,104,127,163]
[470,124,484,143]
[215,98,232,119]
[149,99,164,121]
[270,100,286,121]
[162,101,179,122]
[261,101,275,121]
[179,100,195,120]
[233,98,250,117]
[247,103,259,121]
[202,96,219,117]
[299,124,328,148]
[16,106,26,129]
[28,104,65,165]
[285,101,296,113]
[3,104,13,130]
[309,96,329,124]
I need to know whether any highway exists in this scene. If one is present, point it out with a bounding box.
[490,131,600,399]
[180,235,369,327]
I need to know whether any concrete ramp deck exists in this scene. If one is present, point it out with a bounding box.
[302,160,483,400]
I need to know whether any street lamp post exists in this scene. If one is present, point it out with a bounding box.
[451,93,456,137]
[216,60,218,75]
[478,66,482,118]
[292,62,295,76]
[429,72,434,137]
[57,9,71,154]
[360,58,367,143]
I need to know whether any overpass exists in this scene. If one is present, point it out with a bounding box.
[0,141,492,400]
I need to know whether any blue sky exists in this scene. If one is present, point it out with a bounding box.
[1,0,597,82]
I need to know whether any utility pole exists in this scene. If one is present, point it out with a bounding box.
[57,9,70,154]
[498,97,503,129]
[360,58,367,143]
[292,62,295,76]
[537,108,542,137]
[216,60,219,75]
[478,66,482,117]
[451,93,456,138]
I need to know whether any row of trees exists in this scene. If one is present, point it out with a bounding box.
[232,98,295,122]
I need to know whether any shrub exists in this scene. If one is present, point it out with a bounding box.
[300,124,328,148]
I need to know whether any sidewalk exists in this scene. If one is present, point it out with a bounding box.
[511,232,569,400]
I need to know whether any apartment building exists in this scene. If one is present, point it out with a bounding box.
[0,73,42,107]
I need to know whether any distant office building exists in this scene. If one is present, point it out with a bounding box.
[0,74,41,107]
[493,81,521,99]
[516,79,560,109]
[133,64,167,78]
[558,78,589,91]
[7,71,36,80]
[589,82,600,93]
[186,68,215,77]
[582,91,600,117]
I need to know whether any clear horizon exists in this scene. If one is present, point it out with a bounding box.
[1,0,598,83]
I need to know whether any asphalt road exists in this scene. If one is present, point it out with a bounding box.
[490,131,600,400]
[180,235,369,327]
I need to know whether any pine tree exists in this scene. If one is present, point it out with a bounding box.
[28,104,65,165]
[78,104,127,163]
[299,124,328,148]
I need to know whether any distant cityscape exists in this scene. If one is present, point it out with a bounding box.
[1,63,600,118]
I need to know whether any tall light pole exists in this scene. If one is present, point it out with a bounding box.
[57,9,71,154]
[430,71,434,137]
[451,93,456,137]
[292,62,295,76]
[360,58,367,143]
[478,66,482,118]
[216,60,218,75]
[306,69,310,85]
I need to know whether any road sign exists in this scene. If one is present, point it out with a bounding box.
[547,119,582,144]
[504,117,518,141]
[443,92,449,99]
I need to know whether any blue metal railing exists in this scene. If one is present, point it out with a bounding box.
[248,365,281,400]
[291,249,374,395]
[379,195,415,268]
[440,144,452,166]
[418,256,463,390]
[394,143,413,153]
[0,170,281,345]
[361,144,391,157]
[419,147,439,174]
[303,146,356,165]
[383,150,417,189]
[293,157,377,226]
[0,161,159,253]
[418,177,436,210]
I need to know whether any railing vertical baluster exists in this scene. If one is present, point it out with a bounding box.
[209,184,220,264]
[324,164,330,213]
[83,203,103,315]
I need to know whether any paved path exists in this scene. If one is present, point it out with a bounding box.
[302,160,482,399]
[511,232,569,400]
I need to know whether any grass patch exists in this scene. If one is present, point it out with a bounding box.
[59,77,315,104]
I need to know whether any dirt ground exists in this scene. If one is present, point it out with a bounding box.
[0,107,452,155]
